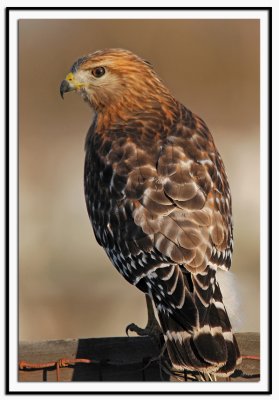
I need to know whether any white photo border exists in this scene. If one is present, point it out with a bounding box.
[6,6,271,395]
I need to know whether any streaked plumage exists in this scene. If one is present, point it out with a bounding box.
[60,48,241,377]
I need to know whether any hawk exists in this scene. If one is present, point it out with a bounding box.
[60,48,241,377]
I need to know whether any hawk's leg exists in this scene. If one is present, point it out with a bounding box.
[126,294,162,339]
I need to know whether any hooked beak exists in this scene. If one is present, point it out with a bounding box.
[60,72,82,99]
[60,79,73,99]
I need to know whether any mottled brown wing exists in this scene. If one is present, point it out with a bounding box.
[131,112,233,274]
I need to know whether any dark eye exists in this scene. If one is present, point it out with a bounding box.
[92,66,106,78]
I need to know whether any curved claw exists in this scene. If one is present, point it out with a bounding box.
[125,325,131,337]
[125,323,137,336]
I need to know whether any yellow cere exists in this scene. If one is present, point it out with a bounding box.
[65,72,85,88]
[66,72,74,82]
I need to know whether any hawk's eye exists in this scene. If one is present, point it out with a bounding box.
[92,67,106,78]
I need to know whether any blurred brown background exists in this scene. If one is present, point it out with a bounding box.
[19,19,260,341]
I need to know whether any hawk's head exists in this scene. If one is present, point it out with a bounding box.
[60,48,172,113]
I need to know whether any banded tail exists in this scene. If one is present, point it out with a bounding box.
[151,264,241,377]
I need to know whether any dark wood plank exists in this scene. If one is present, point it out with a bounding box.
[18,333,260,382]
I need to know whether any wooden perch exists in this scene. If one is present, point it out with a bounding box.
[18,332,260,382]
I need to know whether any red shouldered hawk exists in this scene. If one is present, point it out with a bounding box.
[60,49,241,377]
